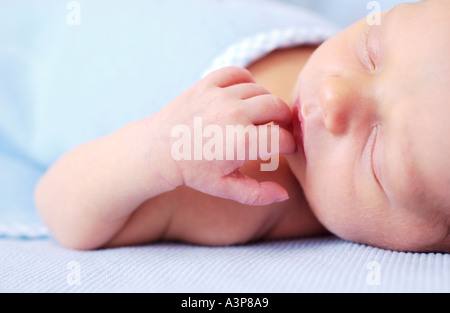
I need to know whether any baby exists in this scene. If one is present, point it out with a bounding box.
[34,0,450,252]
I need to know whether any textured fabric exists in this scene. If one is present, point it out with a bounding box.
[0,0,338,238]
[202,27,337,77]
[1,237,449,293]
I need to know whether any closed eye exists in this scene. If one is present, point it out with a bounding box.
[361,25,376,72]
[370,125,383,190]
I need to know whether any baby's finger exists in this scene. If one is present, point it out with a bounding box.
[217,170,290,206]
[252,125,295,161]
[244,94,292,128]
[226,124,294,162]
[225,83,270,100]
[270,126,296,156]
[204,66,255,88]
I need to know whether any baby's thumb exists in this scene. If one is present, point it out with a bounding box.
[218,170,289,206]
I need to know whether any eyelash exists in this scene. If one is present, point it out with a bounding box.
[369,125,383,190]
[363,25,376,71]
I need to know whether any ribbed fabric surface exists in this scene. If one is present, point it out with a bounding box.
[1,237,449,293]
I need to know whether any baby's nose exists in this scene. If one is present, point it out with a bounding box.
[319,76,371,135]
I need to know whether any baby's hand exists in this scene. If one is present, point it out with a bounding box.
[150,66,295,206]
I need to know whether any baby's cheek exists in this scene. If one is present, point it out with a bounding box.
[309,183,380,244]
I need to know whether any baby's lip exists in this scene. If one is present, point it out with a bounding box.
[292,98,305,156]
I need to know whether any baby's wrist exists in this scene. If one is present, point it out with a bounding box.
[142,115,184,190]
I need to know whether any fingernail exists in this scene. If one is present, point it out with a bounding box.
[276,193,290,203]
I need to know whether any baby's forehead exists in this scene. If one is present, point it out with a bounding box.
[388,1,450,53]
[381,2,450,92]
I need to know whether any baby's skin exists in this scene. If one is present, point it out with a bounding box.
[35,0,450,252]
[35,66,324,249]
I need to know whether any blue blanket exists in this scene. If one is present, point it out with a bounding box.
[0,0,338,236]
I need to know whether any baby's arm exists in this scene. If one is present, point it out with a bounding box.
[104,156,327,248]
[34,67,299,250]
[34,117,177,250]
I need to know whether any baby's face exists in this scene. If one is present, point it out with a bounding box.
[290,0,450,252]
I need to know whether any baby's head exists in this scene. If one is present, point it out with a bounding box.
[291,0,450,252]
